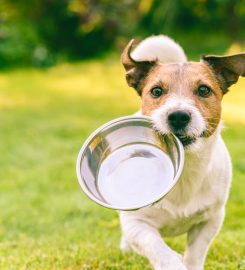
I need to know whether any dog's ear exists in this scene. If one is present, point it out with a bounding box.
[202,53,245,94]
[121,39,157,95]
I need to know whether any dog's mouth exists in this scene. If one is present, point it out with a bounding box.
[174,133,197,147]
[151,121,202,147]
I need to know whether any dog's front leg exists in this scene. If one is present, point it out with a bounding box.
[120,216,187,270]
[183,210,224,270]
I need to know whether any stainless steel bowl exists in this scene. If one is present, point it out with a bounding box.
[76,116,184,211]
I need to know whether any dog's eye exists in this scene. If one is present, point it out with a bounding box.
[197,85,212,97]
[150,87,163,98]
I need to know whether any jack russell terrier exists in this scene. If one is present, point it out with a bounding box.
[119,35,245,270]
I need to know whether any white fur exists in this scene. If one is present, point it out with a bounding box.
[119,36,232,270]
[131,35,187,63]
[152,96,206,138]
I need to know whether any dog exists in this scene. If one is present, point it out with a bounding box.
[119,35,245,270]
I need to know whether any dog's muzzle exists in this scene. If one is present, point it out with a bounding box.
[168,111,191,131]
[167,111,196,146]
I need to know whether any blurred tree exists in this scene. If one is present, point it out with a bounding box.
[139,0,180,34]
[67,0,140,56]
[0,0,244,68]
[138,0,244,40]
[0,0,41,67]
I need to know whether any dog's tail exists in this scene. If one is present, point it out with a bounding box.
[131,35,187,64]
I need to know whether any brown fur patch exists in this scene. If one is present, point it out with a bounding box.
[139,62,223,137]
[202,53,245,92]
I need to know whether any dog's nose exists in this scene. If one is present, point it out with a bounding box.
[168,111,191,130]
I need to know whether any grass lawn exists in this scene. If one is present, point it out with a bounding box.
[0,57,244,270]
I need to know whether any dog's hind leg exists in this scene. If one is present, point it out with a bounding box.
[120,215,187,270]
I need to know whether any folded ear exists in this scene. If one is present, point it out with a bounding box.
[121,39,157,95]
[202,53,245,94]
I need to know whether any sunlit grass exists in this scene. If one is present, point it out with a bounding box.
[223,77,245,123]
[0,58,244,269]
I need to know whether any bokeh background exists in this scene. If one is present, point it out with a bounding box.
[0,0,245,67]
[0,1,244,269]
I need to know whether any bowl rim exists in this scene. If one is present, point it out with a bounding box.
[76,115,184,211]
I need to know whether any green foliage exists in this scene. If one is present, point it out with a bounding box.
[0,21,44,67]
[0,59,244,269]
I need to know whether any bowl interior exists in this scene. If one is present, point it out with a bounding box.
[77,116,184,210]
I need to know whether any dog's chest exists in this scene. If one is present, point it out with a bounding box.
[160,207,210,236]
[137,171,216,236]
[122,134,231,236]
[138,195,212,236]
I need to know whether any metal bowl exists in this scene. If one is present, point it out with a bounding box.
[76,116,184,211]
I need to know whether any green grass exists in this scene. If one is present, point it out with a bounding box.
[0,57,244,270]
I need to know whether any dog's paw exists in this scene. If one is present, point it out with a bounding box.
[183,265,203,270]
[183,257,203,270]
[173,251,183,262]
[120,236,132,252]
[155,264,187,270]
[155,257,188,270]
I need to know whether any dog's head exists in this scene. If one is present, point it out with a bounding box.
[122,39,245,148]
